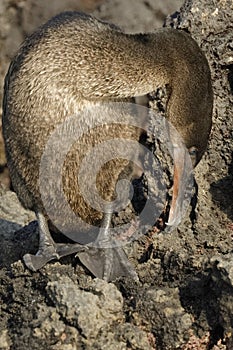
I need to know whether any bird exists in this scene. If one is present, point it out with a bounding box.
[2,11,213,281]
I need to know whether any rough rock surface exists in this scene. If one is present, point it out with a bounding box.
[0,0,233,349]
[94,0,183,33]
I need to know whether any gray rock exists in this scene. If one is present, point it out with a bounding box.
[133,287,192,349]
[94,0,183,33]
[46,277,124,339]
[211,253,233,287]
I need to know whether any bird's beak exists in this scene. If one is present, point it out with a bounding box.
[166,146,193,227]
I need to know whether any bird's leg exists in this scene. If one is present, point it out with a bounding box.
[76,206,138,282]
[23,212,86,271]
[97,210,115,281]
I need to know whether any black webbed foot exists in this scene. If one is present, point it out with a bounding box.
[23,212,86,271]
[77,245,138,281]
[23,242,87,271]
[23,211,138,281]
[76,209,139,282]
[23,250,58,272]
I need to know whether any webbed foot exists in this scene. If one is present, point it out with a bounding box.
[76,209,139,282]
[23,249,59,272]
[77,245,138,281]
[23,212,86,271]
[23,243,87,271]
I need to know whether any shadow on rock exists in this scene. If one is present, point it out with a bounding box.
[210,155,233,221]
[179,261,233,348]
[0,220,38,268]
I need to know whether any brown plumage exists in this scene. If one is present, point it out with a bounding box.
[2,11,213,280]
